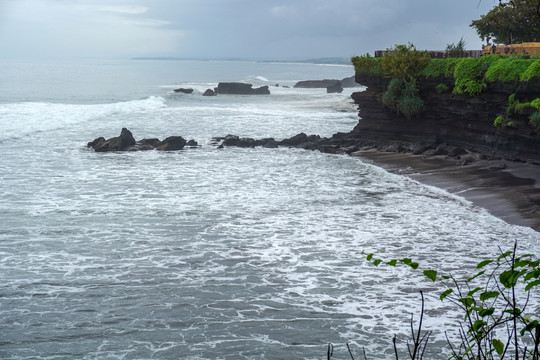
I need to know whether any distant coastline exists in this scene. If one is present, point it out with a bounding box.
[131,56,352,65]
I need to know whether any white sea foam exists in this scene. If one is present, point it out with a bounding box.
[0,96,166,142]
[0,59,538,360]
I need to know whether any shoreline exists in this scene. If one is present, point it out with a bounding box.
[350,150,540,231]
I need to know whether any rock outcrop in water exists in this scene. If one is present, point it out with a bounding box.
[174,88,194,94]
[211,132,358,155]
[88,128,198,152]
[293,76,358,89]
[214,82,270,95]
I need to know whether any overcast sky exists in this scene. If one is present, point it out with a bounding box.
[0,0,497,60]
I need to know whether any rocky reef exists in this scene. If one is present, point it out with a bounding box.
[87,128,198,152]
[214,82,270,95]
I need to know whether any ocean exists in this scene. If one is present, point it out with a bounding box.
[0,59,538,359]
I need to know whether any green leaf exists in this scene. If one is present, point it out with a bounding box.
[492,339,504,356]
[459,297,474,308]
[467,270,485,283]
[386,259,397,266]
[472,319,485,332]
[366,253,374,261]
[440,289,453,301]
[504,307,522,316]
[467,287,483,297]
[525,278,540,291]
[423,269,437,282]
[500,269,521,288]
[401,258,412,265]
[373,259,382,266]
[476,259,493,269]
[479,290,499,301]
[520,320,540,336]
[497,250,513,261]
[409,262,419,270]
[524,269,540,281]
[479,307,495,317]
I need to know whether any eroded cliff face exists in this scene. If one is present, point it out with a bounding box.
[350,73,540,162]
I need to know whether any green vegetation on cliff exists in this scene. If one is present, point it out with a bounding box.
[352,54,540,95]
[352,49,540,128]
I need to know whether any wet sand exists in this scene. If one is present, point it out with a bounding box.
[351,150,540,231]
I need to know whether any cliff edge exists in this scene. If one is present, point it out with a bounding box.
[350,72,540,163]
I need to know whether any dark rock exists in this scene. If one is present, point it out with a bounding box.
[327,82,344,93]
[340,76,359,88]
[447,146,468,157]
[174,88,194,94]
[434,144,450,156]
[87,137,106,149]
[381,143,403,153]
[412,143,434,155]
[155,136,187,151]
[294,79,341,88]
[422,149,437,157]
[215,82,270,95]
[457,154,476,166]
[260,138,279,148]
[186,139,198,147]
[138,138,161,147]
[119,128,136,148]
[307,134,322,143]
[127,144,153,151]
[88,129,194,152]
[203,89,216,96]
[488,161,507,170]
[222,135,240,146]
[89,128,135,152]
[279,133,309,146]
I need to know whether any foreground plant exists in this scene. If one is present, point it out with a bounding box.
[362,241,540,359]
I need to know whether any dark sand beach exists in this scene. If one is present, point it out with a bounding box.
[351,150,540,231]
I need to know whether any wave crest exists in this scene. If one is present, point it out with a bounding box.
[0,96,166,142]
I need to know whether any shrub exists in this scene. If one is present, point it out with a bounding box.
[381,78,424,119]
[494,115,505,127]
[363,241,540,360]
[445,36,467,58]
[529,111,540,130]
[381,78,402,112]
[453,58,487,96]
[521,59,540,81]
[531,98,540,109]
[507,93,519,115]
[351,54,383,76]
[453,56,500,96]
[515,102,535,113]
[381,43,431,83]
[435,83,448,93]
[397,92,425,120]
[444,58,461,78]
[485,58,532,82]
[422,59,450,78]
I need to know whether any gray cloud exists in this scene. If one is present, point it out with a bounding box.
[0,0,497,60]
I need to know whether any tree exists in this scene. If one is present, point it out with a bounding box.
[381,43,431,84]
[470,0,540,44]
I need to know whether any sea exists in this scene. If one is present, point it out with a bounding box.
[0,59,538,360]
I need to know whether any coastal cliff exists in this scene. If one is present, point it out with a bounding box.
[350,72,540,163]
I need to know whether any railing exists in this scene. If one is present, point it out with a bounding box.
[374,50,483,58]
